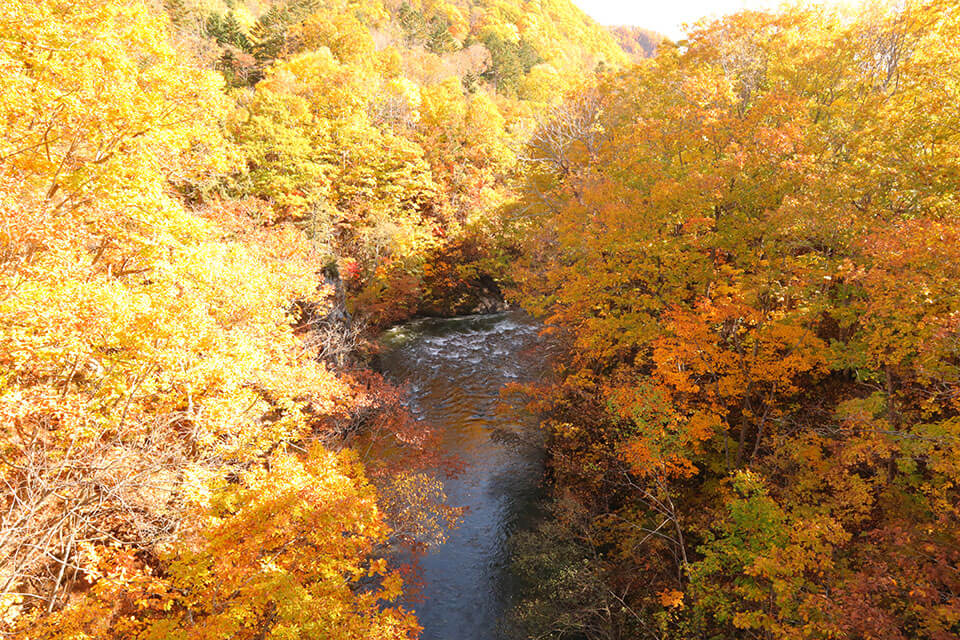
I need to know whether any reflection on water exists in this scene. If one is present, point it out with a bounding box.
[377,312,548,640]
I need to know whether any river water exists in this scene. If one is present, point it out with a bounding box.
[378,312,548,640]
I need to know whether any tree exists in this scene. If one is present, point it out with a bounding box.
[0,2,431,635]
[510,2,960,637]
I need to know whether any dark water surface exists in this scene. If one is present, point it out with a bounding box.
[378,312,548,640]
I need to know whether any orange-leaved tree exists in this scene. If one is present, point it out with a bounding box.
[509,1,960,638]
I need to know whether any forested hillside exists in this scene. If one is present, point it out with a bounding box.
[608,25,662,60]
[508,2,960,638]
[0,0,622,637]
[168,0,628,324]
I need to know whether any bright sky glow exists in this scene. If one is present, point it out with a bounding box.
[574,0,859,39]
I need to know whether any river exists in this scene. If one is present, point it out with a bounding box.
[377,312,548,640]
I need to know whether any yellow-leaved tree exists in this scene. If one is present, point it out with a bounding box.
[0,1,419,637]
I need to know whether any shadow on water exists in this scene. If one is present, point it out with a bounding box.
[375,312,550,640]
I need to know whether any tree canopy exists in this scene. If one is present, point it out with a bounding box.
[509,2,960,638]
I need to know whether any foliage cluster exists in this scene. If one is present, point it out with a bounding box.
[509,2,960,638]
[163,0,633,326]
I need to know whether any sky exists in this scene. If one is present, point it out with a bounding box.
[573,0,799,38]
